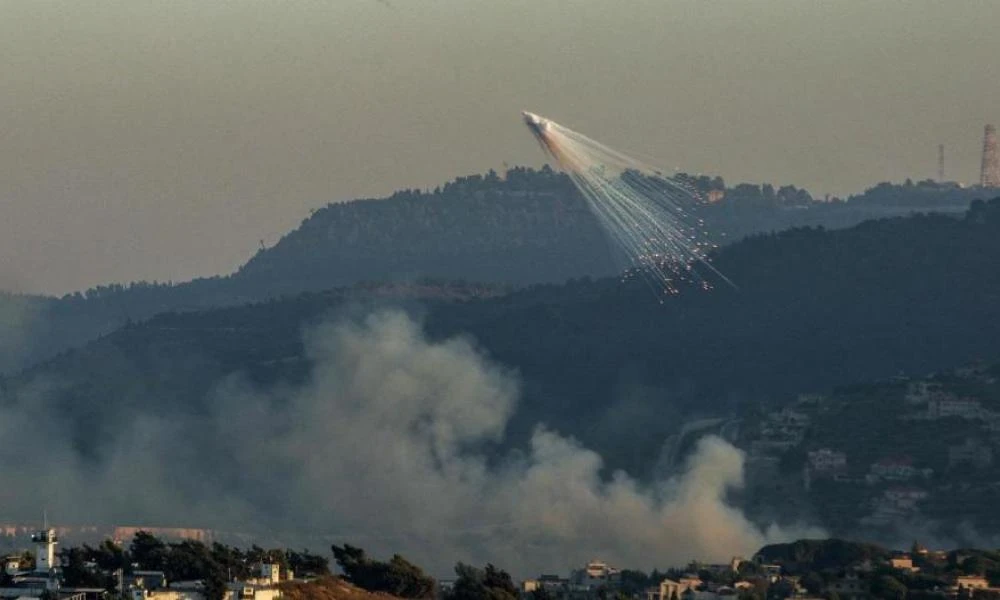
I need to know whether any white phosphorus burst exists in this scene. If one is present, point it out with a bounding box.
[522,111,732,297]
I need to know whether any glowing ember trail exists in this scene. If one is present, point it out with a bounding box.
[522,111,731,295]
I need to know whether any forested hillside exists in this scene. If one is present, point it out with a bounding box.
[5,198,1000,484]
[0,167,982,375]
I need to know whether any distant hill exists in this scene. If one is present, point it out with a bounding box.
[847,179,985,207]
[231,167,613,296]
[233,171,984,296]
[0,167,987,375]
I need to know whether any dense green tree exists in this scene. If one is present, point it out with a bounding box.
[151,539,226,600]
[59,546,109,589]
[210,543,251,582]
[130,532,168,571]
[446,563,518,600]
[870,575,907,600]
[618,570,652,596]
[90,540,127,573]
[962,556,988,576]
[767,578,795,600]
[245,545,290,573]
[331,544,432,599]
[756,540,890,573]
[801,572,824,595]
[529,587,554,600]
[286,549,330,578]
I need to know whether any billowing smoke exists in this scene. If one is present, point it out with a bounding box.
[0,310,819,575]
[0,293,40,373]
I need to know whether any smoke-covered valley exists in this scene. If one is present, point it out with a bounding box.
[0,309,818,575]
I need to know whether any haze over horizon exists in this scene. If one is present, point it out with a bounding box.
[2,1,998,295]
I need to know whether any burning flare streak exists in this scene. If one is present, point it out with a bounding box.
[522,111,731,295]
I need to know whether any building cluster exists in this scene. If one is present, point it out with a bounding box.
[126,562,283,600]
[521,561,623,599]
[735,364,1000,530]
[0,529,102,600]
[0,529,286,600]
[522,550,1000,600]
[744,406,813,487]
[521,559,759,600]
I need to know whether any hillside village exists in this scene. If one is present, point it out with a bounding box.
[440,542,1000,600]
[735,362,1000,537]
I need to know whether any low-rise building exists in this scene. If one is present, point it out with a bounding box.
[868,458,919,483]
[948,439,994,470]
[824,574,866,600]
[571,561,620,589]
[809,449,847,473]
[523,575,569,595]
[646,578,702,600]
[127,571,167,591]
[905,381,937,405]
[133,580,281,600]
[225,582,281,600]
[132,589,203,600]
[888,556,918,573]
[954,576,990,590]
[928,398,983,420]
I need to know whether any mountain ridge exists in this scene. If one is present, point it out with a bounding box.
[0,168,987,376]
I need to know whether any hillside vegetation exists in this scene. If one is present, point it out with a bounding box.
[0,168,979,374]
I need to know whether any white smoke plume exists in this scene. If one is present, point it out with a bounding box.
[0,310,819,575]
[0,293,40,373]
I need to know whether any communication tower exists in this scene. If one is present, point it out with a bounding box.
[981,124,1000,187]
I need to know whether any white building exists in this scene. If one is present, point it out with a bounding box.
[868,458,918,482]
[29,529,57,576]
[133,581,281,600]
[808,449,847,473]
[133,589,204,600]
[571,561,620,588]
[523,575,568,594]
[646,578,702,600]
[928,397,982,420]
[259,565,280,586]
[225,583,281,600]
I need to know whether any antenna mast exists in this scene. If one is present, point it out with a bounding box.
[981,124,999,187]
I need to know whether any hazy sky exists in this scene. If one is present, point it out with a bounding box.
[1,1,998,295]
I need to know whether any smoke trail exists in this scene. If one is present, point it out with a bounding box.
[522,112,731,296]
[0,310,815,575]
